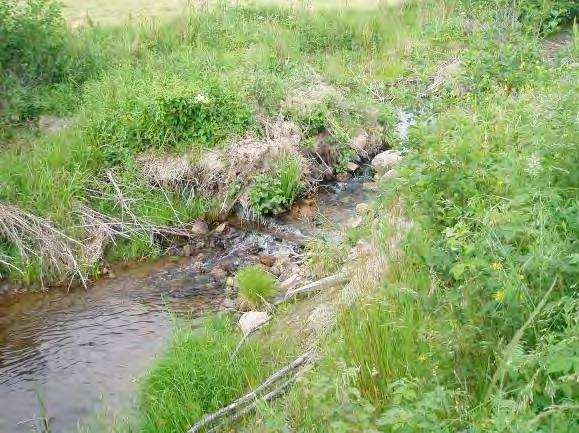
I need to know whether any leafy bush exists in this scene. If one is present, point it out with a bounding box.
[85,73,253,165]
[236,265,278,307]
[515,0,578,35]
[0,0,66,83]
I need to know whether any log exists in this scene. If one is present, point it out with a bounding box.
[278,273,350,304]
[188,351,311,433]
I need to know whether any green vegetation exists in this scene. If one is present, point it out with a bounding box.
[131,316,296,433]
[305,238,348,278]
[249,155,303,215]
[1,0,578,432]
[1,0,397,284]
[236,265,278,308]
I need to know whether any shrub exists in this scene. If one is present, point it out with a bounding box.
[0,0,66,83]
[84,73,253,165]
[515,0,578,35]
[236,265,278,307]
[249,155,302,215]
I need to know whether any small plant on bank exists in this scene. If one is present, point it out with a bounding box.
[305,238,348,279]
[236,265,278,308]
[249,154,302,215]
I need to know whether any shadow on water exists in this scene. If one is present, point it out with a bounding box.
[0,176,376,433]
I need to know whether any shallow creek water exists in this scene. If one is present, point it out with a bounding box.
[0,178,375,433]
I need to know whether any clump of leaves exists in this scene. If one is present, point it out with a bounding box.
[236,265,278,308]
[249,155,302,215]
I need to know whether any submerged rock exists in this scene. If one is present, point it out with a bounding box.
[238,311,269,335]
[221,298,236,310]
[362,182,379,191]
[210,267,227,281]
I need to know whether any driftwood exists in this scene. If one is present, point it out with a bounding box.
[188,351,312,433]
[277,273,350,304]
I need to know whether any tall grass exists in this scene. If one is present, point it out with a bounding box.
[1,0,424,282]
[127,315,296,433]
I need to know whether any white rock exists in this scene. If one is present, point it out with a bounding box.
[238,311,269,335]
[371,150,402,175]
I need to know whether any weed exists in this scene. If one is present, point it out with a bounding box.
[236,265,278,308]
[305,238,348,279]
[249,154,303,215]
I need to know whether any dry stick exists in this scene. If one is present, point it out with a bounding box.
[0,256,23,275]
[206,372,302,433]
[277,273,350,305]
[106,170,140,225]
[485,277,558,402]
[188,351,311,433]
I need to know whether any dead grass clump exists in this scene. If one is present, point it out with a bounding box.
[284,77,338,116]
[137,153,195,188]
[0,203,87,285]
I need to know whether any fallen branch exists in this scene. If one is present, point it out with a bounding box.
[0,255,23,276]
[188,351,312,433]
[206,372,301,433]
[277,273,350,304]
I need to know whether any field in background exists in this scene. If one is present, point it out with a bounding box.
[61,0,393,26]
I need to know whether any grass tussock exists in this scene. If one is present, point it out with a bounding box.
[236,265,278,308]
[131,315,296,433]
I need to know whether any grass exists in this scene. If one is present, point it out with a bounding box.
[236,265,278,308]
[1,0,421,284]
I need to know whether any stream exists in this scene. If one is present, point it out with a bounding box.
[0,177,376,433]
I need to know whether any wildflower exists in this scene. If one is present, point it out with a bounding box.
[525,153,541,176]
[491,261,502,271]
[418,354,427,363]
[194,93,209,104]
[371,366,379,377]
[495,290,506,303]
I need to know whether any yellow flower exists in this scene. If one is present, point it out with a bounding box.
[495,290,506,303]
[418,354,427,363]
[491,261,502,271]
